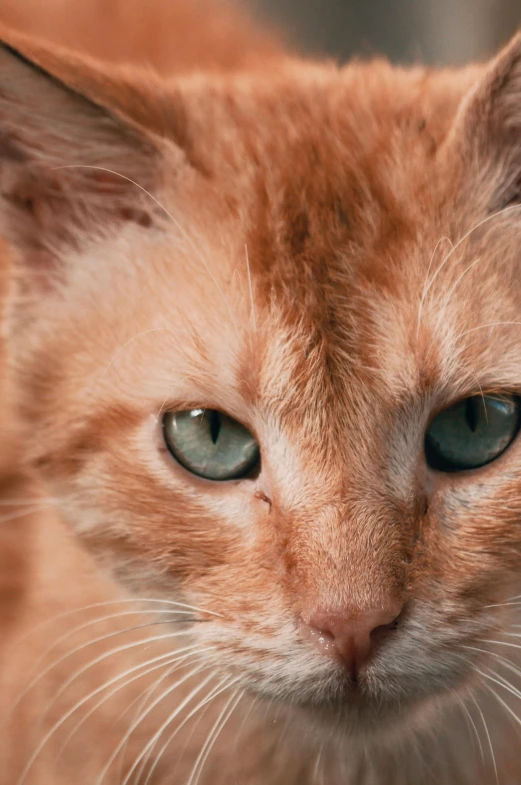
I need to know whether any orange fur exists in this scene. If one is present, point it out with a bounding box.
[1,2,521,783]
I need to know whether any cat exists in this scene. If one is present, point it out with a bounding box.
[1,0,521,782]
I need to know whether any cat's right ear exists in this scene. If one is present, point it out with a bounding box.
[0,28,173,283]
[456,32,521,210]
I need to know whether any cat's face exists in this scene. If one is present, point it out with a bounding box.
[3,29,521,738]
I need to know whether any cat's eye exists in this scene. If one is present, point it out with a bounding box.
[425,394,520,472]
[163,409,260,481]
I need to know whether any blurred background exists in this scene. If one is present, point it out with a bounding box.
[254,0,521,66]
[0,0,519,70]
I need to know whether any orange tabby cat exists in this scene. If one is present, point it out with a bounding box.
[1,1,521,783]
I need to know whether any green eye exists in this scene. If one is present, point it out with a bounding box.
[163,409,260,481]
[425,394,520,472]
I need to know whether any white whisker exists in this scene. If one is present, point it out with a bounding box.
[54,651,202,766]
[456,320,521,342]
[16,644,204,785]
[421,203,521,307]
[4,597,218,720]
[477,667,521,702]
[37,628,194,731]
[482,639,521,650]
[100,664,217,785]
[10,620,192,728]
[154,396,170,424]
[118,660,186,785]
[0,505,49,526]
[469,693,498,785]
[457,695,485,764]
[186,687,244,785]
[128,674,228,785]
[464,644,521,681]
[416,235,453,336]
[144,671,238,785]
[0,497,56,506]
[484,681,521,732]
[142,675,240,785]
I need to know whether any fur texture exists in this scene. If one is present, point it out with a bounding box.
[1,2,521,783]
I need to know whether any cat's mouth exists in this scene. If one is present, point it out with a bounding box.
[232,636,474,735]
[238,659,412,727]
[268,675,421,736]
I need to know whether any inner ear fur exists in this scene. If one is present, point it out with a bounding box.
[0,25,166,258]
[457,33,521,209]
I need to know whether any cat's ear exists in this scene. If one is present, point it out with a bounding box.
[457,33,521,209]
[0,28,165,272]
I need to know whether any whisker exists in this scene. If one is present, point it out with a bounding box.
[93,327,186,392]
[421,203,521,307]
[6,596,221,661]
[117,658,193,785]
[312,745,325,782]
[483,681,521,732]
[36,626,195,731]
[456,321,521,342]
[99,664,218,785]
[142,675,241,785]
[416,235,453,336]
[5,597,219,718]
[154,396,170,424]
[469,693,499,785]
[477,666,521,702]
[230,693,257,759]
[16,650,206,785]
[482,639,521,650]
[439,256,481,306]
[9,619,195,726]
[429,256,482,346]
[54,651,202,767]
[463,644,521,680]
[454,694,485,764]
[124,672,229,785]
[483,597,521,609]
[186,687,244,785]
[0,497,56,506]
[0,504,49,526]
[112,667,176,785]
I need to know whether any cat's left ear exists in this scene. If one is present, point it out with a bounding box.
[457,32,521,209]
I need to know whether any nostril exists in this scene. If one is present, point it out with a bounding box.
[369,615,400,648]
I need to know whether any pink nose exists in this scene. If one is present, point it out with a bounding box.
[305,605,402,679]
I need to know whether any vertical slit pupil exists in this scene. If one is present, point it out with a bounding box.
[209,410,221,444]
[465,397,480,433]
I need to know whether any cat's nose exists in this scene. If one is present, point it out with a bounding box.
[304,605,402,679]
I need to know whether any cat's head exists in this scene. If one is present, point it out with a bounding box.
[2,26,521,737]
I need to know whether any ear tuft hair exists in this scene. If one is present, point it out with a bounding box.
[0,30,164,267]
[459,33,521,209]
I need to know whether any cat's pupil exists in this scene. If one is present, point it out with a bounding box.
[465,397,479,433]
[209,410,221,444]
